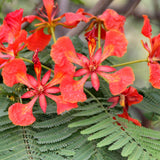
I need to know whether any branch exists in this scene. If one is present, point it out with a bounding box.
[65,0,113,37]
[22,0,43,29]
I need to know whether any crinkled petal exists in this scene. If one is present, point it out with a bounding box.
[51,37,81,65]
[60,76,87,103]
[102,30,128,61]
[99,67,135,95]
[141,15,152,38]
[148,62,160,89]
[4,9,23,35]
[123,86,143,106]
[2,59,27,87]
[27,29,51,51]
[39,94,47,113]
[8,96,38,126]
[99,9,125,33]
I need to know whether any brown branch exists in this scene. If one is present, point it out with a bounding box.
[65,0,113,37]
[22,0,43,29]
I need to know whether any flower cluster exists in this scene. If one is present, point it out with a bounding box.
[1,0,158,127]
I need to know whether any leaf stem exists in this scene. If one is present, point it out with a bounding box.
[111,59,148,68]
[98,23,101,49]
[84,88,109,115]
[50,27,57,43]
[20,57,54,73]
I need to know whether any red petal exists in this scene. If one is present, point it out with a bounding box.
[63,8,89,28]
[7,30,27,56]
[97,65,116,72]
[99,67,135,95]
[39,94,47,113]
[43,0,54,22]
[46,73,64,88]
[148,62,160,89]
[54,61,76,78]
[93,48,102,63]
[60,76,87,103]
[22,15,38,23]
[45,87,60,93]
[2,59,27,87]
[8,96,37,126]
[107,96,120,108]
[41,70,51,85]
[46,94,78,114]
[91,72,100,91]
[27,29,51,51]
[141,15,152,38]
[27,74,38,88]
[99,9,125,33]
[4,9,23,35]
[118,111,141,126]
[74,68,89,77]
[51,36,81,65]
[122,86,143,106]
[21,90,36,99]
[102,30,128,61]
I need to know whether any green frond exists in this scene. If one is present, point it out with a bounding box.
[108,136,132,151]
[72,107,104,116]
[57,149,75,156]
[127,146,143,160]
[121,141,137,157]
[81,118,114,135]
[72,142,95,160]
[88,124,121,141]
[32,113,74,128]
[0,115,12,126]
[68,112,107,127]
[41,152,64,160]
[96,130,124,147]
[35,126,79,144]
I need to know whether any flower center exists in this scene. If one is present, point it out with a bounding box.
[37,85,44,94]
[89,64,97,72]
[88,60,97,72]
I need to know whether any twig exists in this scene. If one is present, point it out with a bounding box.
[22,0,43,29]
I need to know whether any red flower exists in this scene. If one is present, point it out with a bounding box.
[8,52,78,126]
[85,9,126,39]
[117,107,142,126]
[0,9,30,87]
[141,15,160,88]
[26,0,89,51]
[51,34,134,95]
[108,86,143,108]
